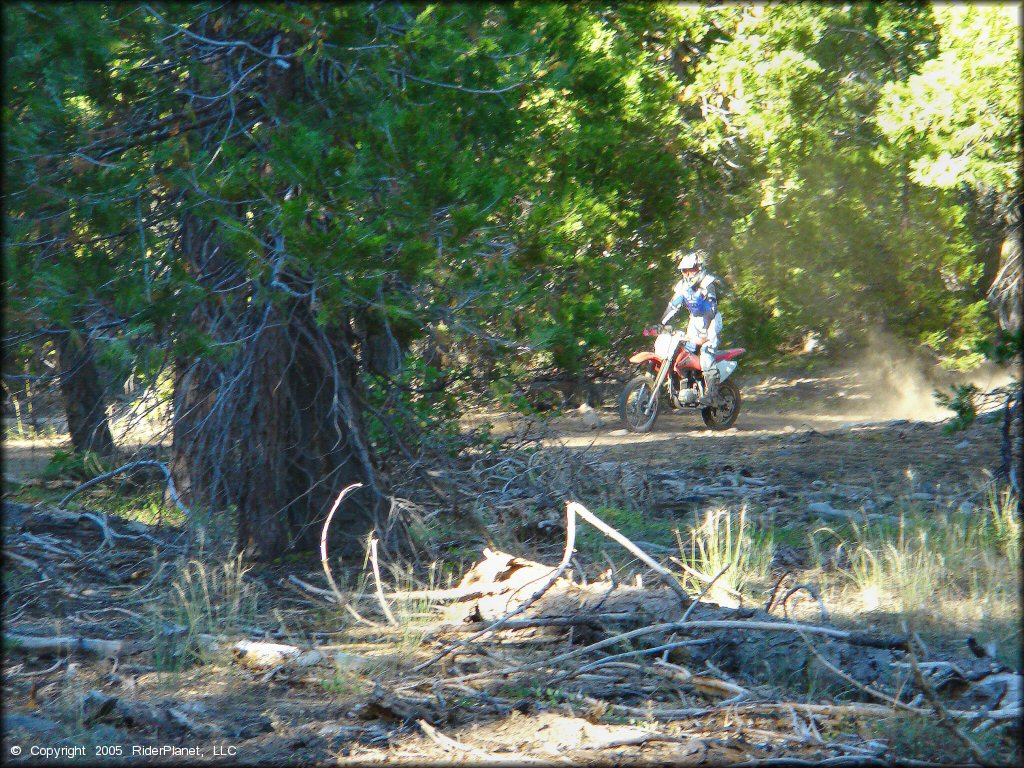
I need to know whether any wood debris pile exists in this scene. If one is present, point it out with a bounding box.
[328,500,1020,763]
[3,489,1020,764]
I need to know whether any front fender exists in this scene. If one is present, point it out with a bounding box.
[629,351,660,364]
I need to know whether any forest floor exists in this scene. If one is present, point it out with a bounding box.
[2,365,1021,766]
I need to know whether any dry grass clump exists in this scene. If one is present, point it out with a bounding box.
[671,483,1019,665]
[148,549,264,668]
[675,506,773,607]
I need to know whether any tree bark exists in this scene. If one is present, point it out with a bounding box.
[161,12,406,561]
[168,219,396,561]
[55,330,115,457]
[988,202,1021,333]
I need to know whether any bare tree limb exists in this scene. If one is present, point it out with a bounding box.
[368,534,398,626]
[904,638,997,767]
[571,501,690,610]
[58,460,192,523]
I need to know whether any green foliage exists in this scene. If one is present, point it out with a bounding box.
[43,449,110,480]
[3,2,1016,486]
[364,360,462,457]
[977,329,1024,365]
[723,287,789,362]
[876,5,1020,194]
[679,3,1011,362]
[933,383,980,433]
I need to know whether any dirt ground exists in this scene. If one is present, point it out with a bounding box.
[484,367,1014,502]
[2,365,1020,766]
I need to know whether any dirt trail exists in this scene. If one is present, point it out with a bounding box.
[472,368,1014,503]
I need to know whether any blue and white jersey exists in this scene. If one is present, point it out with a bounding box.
[662,273,719,331]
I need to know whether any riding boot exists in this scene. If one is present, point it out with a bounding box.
[701,368,720,407]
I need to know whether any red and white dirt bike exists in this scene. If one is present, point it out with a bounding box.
[619,325,746,432]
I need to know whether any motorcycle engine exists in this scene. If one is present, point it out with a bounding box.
[674,387,700,407]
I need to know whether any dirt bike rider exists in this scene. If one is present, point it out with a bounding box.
[660,249,723,407]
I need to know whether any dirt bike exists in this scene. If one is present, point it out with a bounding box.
[619,325,745,432]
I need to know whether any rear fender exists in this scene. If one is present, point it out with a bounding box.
[715,359,739,382]
[713,347,745,382]
[714,348,746,362]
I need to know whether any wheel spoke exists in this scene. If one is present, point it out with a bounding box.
[621,377,658,432]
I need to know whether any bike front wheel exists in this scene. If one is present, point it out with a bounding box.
[619,375,659,432]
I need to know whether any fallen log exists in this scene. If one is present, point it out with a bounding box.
[441,555,683,626]
[438,502,688,628]
[5,634,125,659]
[405,500,1006,722]
[80,690,221,736]
[413,504,580,672]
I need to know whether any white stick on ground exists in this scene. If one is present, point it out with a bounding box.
[5,634,124,659]
[320,483,362,608]
[369,534,398,626]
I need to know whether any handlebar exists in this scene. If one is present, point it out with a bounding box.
[643,324,673,336]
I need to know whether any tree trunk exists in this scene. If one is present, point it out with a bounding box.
[168,220,398,561]
[163,12,406,561]
[231,303,382,560]
[55,330,115,457]
[988,202,1021,333]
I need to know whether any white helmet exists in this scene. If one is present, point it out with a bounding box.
[677,249,707,277]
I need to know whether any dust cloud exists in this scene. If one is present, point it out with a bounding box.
[830,331,1019,423]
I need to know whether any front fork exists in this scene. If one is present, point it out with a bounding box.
[643,342,678,414]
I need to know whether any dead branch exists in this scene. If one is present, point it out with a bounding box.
[383,585,489,601]
[573,692,1020,724]
[764,570,792,614]
[423,614,633,639]
[232,640,323,670]
[416,719,511,761]
[781,582,829,623]
[550,637,715,686]
[57,460,191,521]
[586,729,692,750]
[795,629,924,713]
[12,658,67,677]
[412,501,578,672]
[79,511,114,550]
[442,618,910,686]
[284,574,340,604]
[283,575,381,626]
[650,659,752,700]
[905,640,997,767]
[3,549,49,576]
[80,689,221,736]
[368,534,398,626]
[571,501,690,609]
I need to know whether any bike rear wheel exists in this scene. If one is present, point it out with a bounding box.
[701,379,741,430]
[620,375,659,432]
